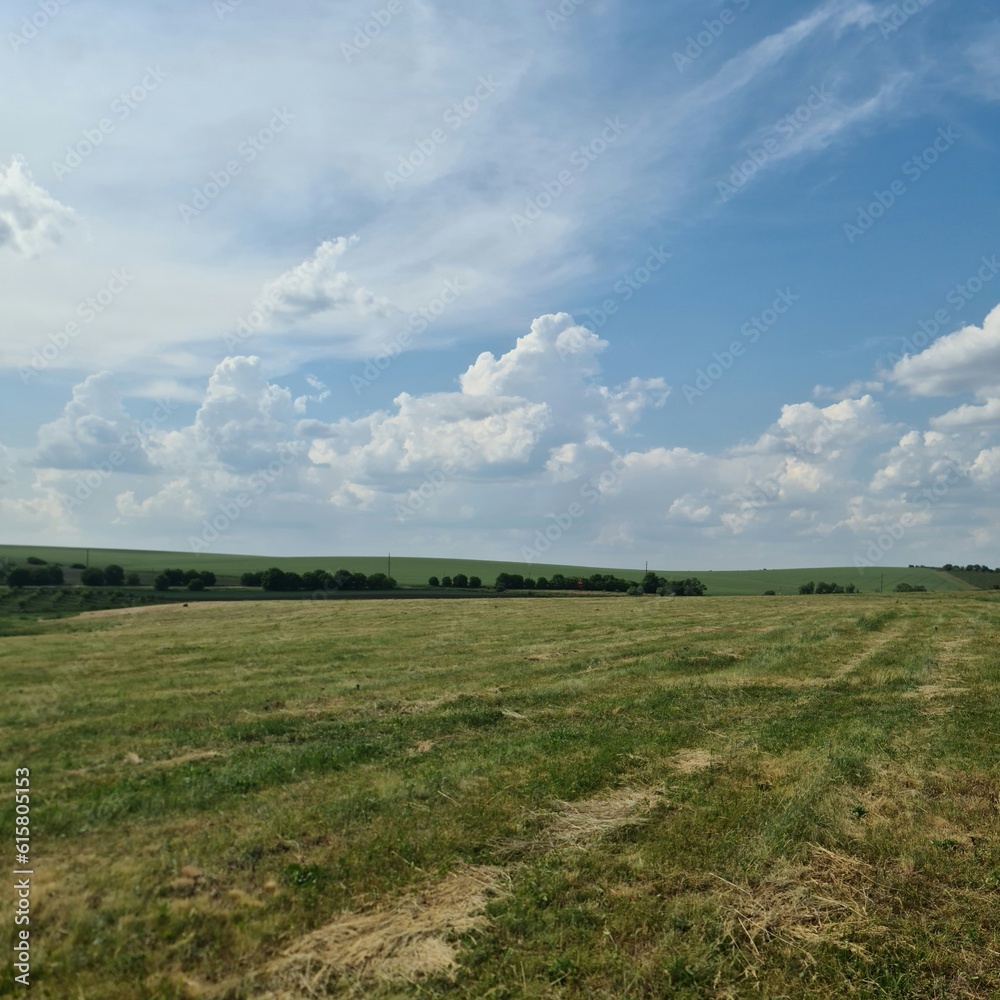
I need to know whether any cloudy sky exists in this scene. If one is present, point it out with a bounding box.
[2,0,999,571]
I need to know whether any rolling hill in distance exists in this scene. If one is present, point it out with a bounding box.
[0,543,974,596]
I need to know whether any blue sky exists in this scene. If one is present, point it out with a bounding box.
[2,0,999,571]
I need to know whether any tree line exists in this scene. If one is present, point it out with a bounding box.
[494,571,706,595]
[240,568,397,592]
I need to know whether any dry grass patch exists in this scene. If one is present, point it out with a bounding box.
[670,748,717,773]
[716,844,877,974]
[258,865,509,994]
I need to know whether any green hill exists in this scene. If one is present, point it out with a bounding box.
[0,544,967,595]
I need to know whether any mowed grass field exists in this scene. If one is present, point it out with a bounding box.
[1,592,999,998]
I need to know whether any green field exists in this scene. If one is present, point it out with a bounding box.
[0,543,969,595]
[1,591,998,997]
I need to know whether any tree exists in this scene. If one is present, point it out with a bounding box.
[261,567,288,591]
[80,567,106,586]
[198,570,216,587]
[154,574,171,591]
[302,570,329,591]
[163,568,186,586]
[187,577,206,591]
[104,564,125,586]
[30,566,63,585]
[641,571,660,594]
[7,568,30,588]
[366,573,395,590]
[799,581,815,595]
[453,573,469,588]
[441,576,453,588]
[468,576,482,589]
[523,578,537,589]
[534,577,546,589]
[241,571,263,587]
[428,576,440,587]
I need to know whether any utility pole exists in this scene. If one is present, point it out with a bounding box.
[880,573,884,594]
[388,553,391,579]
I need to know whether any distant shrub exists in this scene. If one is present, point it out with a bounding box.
[104,564,125,586]
[7,568,30,588]
[894,582,926,593]
[126,572,141,586]
[241,571,263,587]
[198,571,216,587]
[798,582,815,594]
[70,563,86,569]
[469,576,481,589]
[187,578,206,592]
[80,568,106,586]
[26,556,47,565]
[153,575,171,591]
[763,590,776,595]
[428,576,440,587]
[29,566,64,585]
[626,585,643,596]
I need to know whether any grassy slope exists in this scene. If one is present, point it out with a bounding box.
[944,567,1000,590]
[1,592,998,998]
[0,543,966,594]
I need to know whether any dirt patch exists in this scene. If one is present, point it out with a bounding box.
[670,749,717,773]
[262,865,509,993]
